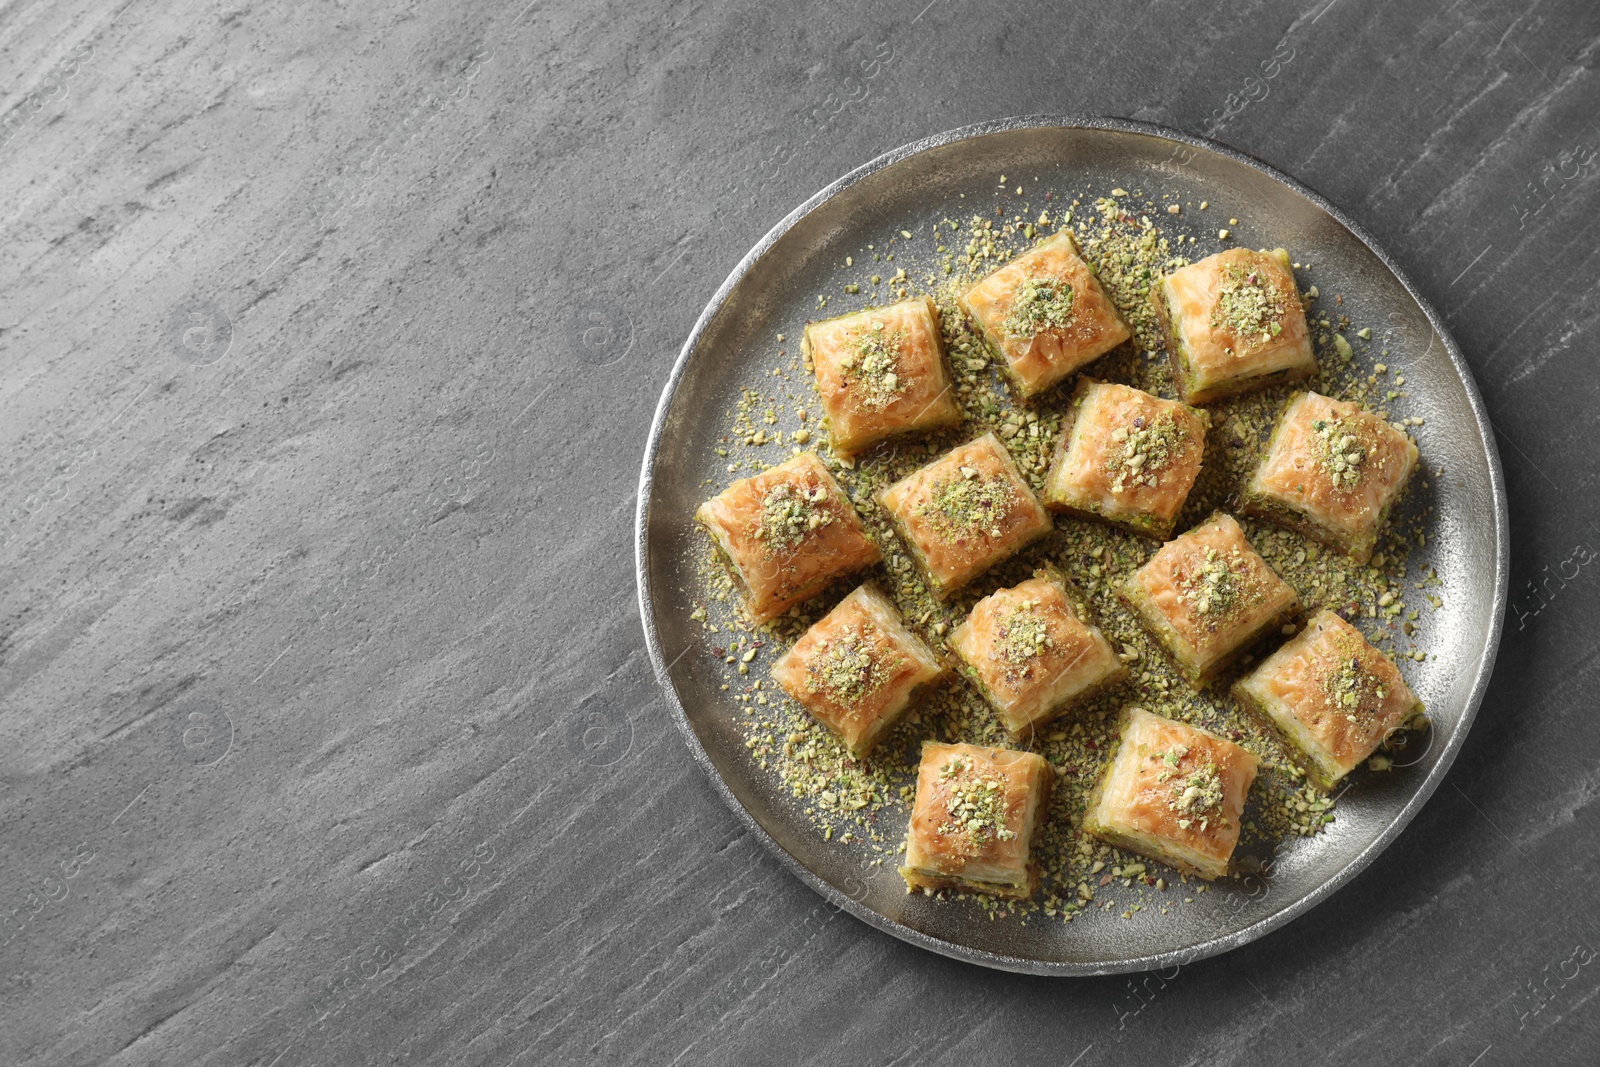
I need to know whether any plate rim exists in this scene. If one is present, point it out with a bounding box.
[633,115,1510,976]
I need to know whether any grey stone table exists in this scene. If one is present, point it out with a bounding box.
[2,0,1596,1064]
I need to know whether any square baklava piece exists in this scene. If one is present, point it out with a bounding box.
[802,297,963,458]
[1151,247,1315,404]
[771,583,944,759]
[1042,379,1210,540]
[1085,707,1259,880]
[958,229,1132,398]
[695,451,880,623]
[899,741,1053,899]
[1241,390,1419,564]
[876,432,1053,600]
[1233,609,1424,789]
[948,566,1126,740]
[1119,512,1299,685]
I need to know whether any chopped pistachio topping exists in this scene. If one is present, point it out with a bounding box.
[918,468,1016,542]
[1003,275,1076,338]
[939,756,969,780]
[1168,761,1225,831]
[841,321,908,410]
[805,625,885,705]
[1107,412,1186,493]
[757,480,833,554]
[1210,263,1285,345]
[1175,547,1242,618]
[1310,417,1368,491]
[937,762,1018,845]
[995,598,1053,668]
[1155,743,1191,778]
[1322,639,1388,720]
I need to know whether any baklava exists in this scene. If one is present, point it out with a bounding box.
[1042,379,1209,539]
[899,741,1053,899]
[1119,512,1299,685]
[802,297,963,458]
[695,452,880,623]
[1151,247,1315,404]
[1241,391,1419,564]
[1233,609,1424,789]
[959,229,1132,398]
[876,432,1052,600]
[771,583,944,759]
[948,566,1125,740]
[1085,707,1259,880]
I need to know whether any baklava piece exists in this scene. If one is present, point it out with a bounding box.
[899,741,1053,899]
[1085,707,1259,880]
[876,432,1052,600]
[1042,379,1210,540]
[1151,247,1315,404]
[948,566,1125,740]
[958,229,1132,399]
[1232,609,1424,789]
[695,451,880,623]
[771,583,944,759]
[802,297,963,458]
[1119,512,1299,686]
[1241,391,1419,564]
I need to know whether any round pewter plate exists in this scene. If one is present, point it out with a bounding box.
[634,117,1508,975]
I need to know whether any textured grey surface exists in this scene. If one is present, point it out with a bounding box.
[0,1,1596,1065]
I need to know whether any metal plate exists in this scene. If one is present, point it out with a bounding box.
[634,117,1508,975]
